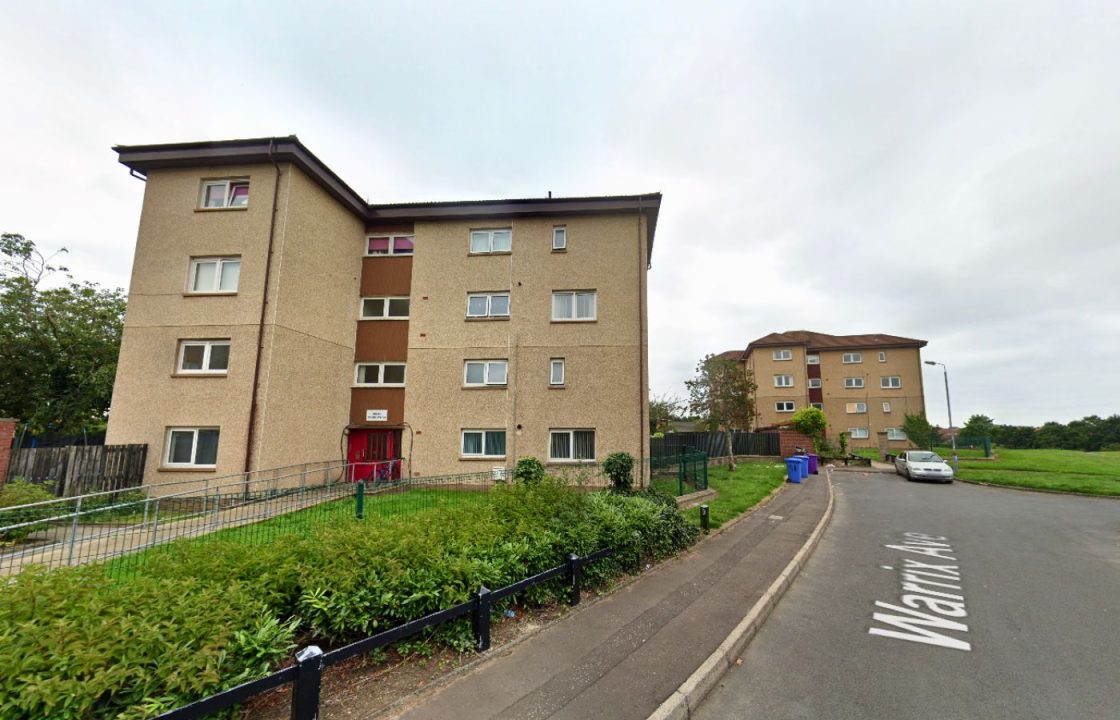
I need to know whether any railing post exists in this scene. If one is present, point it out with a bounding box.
[567,553,582,606]
[290,645,324,720]
[473,586,492,651]
[355,481,365,520]
[66,496,83,567]
[700,504,710,534]
[149,498,161,549]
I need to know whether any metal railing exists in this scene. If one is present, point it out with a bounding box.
[650,450,709,495]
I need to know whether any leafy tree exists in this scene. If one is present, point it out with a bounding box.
[790,407,828,451]
[901,412,935,450]
[991,424,1037,449]
[685,354,756,470]
[1035,421,1068,449]
[0,233,126,434]
[649,392,683,435]
[960,414,995,439]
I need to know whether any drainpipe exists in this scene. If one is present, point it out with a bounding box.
[243,142,284,475]
[637,199,646,486]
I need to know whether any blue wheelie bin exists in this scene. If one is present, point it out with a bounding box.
[785,457,802,483]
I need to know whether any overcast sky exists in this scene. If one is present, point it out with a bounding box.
[2,0,1118,427]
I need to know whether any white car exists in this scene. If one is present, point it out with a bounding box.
[895,451,954,483]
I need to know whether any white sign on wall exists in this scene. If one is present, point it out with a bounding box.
[365,409,389,422]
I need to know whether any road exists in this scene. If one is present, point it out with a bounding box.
[695,470,1120,720]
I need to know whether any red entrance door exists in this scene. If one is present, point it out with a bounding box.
[347,429,402,483]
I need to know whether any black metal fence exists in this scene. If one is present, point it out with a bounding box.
[650,450,709,496]
[154,547,612,720]
[6,444,148,496]
[651,431,780,458]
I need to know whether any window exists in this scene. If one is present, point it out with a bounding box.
[200,179,249,209]
[549,429,596,462]
[811,402,824,410]
[880,376,902,389]
[879,351,887,362]
[808,378,822,389]
[469,229,512,254]
[464,360,508,386]
[846,402,868,414]
[772,349,793,361]
[552,291,597,321]
[550,358,565,385]
[887,428,907,441]
[883,402,892,413]
[188,257,240,293]
[552,227,567,251]
[366,235,414,256]
[355,363,406,386]
[806,354,820,365]
[776,401,795,412]
[848,427,870,439]
[466,293,510,318]
[360,297,410,319]
[177,340,230,374]
[844,377,865,389]
[842,352,862,364]
[774,375,794,388]
[165,427,219,468]
[461,429,506,458]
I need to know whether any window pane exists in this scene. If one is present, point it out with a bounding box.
[363,298,385,317]
[574,431,595,460]
[203,184,226,208]
[192,261,217,291]
[465,362,485,384]
[489,295,509,316]
[387,298,409,317]
[487,361,507,384]
[550,432,570,460]
[576,292,596,319]
[219,260,240,292]
[196,429,219,465]
[467,295,489,316]
[358,365,379,384]
[469,232,490,253]
[367,237,390,255]
[485,431,506,456]
[553,228,566,249]
[207,343,230,371]
[551,360,564,384]
[552,293,573,319]
[393,236,414,254]
[463,432,483,455]
[168,431,194,464]
[383,365,405,384]
[492,230,512,252]
[180,345,205,370]
[228,183,249,207]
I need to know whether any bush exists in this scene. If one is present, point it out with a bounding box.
[603,452,635,493]
[0,479,57,541]
[513,456,546,485]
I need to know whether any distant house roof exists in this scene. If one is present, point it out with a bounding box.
[712,349,746,362]
[746,330,927,352]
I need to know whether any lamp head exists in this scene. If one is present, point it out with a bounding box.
[924,361,936,366]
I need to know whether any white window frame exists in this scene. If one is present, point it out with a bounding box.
[883,401,892,413]
[844,377,865,389]
[360,297,410,319]
[550,358,565,385]
[365,235,415,256]
[879,351,887,362]
[772,349,793,361]
[880,376,902,389]
[469,229,513,254]
[808,378,822,389]
[548,429,597,463]
[176,340,230,375]
[775,401,795,413]
[811,402,824,410]
[846,402,868,414]
[461,429,507,458]
[164,427,220,468]
[466,293,510,318]
[464,360,508,387]
[842,352,863,364]
[552,226,567,251]
[354,363,407,387]
[806,354,820,365]
[848,427,870,439]
[199,179,249,209]
[551,291,597,321]
[887,428,907,441]
[188,256,240,294]
[774,375,794,388]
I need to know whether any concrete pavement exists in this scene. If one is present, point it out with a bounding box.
[384,470,833,720]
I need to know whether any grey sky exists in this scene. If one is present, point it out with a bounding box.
[2,0,1117,426]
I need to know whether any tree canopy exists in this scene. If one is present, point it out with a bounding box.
[960,414,995,438]
[649,392,683,435]
[0,233,126,435]
[685,354,756,432]
[901,412,937,450]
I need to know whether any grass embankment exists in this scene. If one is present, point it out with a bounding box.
[956,449,1120,496]
[932,445,989,459]
[656,460,785,529]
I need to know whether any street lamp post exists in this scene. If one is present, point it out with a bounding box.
[924,360,957,472]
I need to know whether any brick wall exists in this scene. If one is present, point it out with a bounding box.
[778,429,815,458]
[0,419,16,490]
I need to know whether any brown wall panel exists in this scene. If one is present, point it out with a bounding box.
[355,321,409,361]
[361,257,412,296]
[350,388,405,426]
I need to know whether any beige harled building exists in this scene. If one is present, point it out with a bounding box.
[729,331,927,450]
[105,137,658,486]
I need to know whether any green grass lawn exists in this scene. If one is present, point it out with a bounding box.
[932,445,989,459]
[676,460,786,529]
[956,449,1120,496]
[849,447,881,461]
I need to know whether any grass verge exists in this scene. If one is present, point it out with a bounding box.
[679,459,786,529]
[956,449,1120,496]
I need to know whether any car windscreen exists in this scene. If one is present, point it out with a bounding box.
[909,452,942,462]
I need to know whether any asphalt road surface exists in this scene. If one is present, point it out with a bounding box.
[695,471,1120,720]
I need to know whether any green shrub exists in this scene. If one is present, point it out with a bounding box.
[603,452,635,493]
[0,479,57,541]
[513,456,546,485]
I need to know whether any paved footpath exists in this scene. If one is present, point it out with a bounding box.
[385,472,832,720]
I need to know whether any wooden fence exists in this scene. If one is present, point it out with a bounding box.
[5,444,147,496]
[651,431,780,458]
